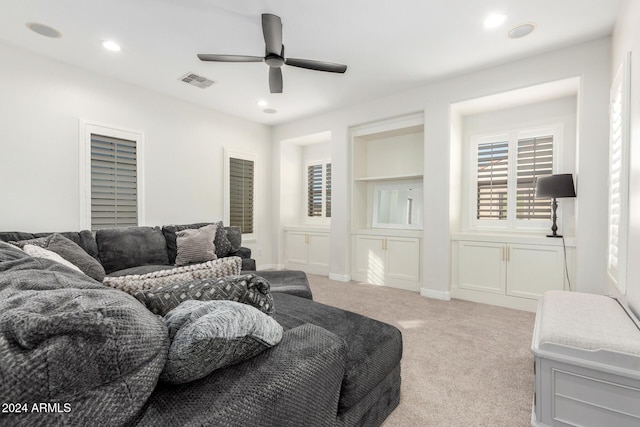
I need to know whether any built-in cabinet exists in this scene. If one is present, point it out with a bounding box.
[284,227,330,276]
[350,114,424,292]
[352,232,421,291]
[452,234,575,311]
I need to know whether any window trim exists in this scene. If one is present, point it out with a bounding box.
[224,149,256,242]
[78,121,145,230]
[607,53,631,295]
[304,159,332,224]
[468,124,562,232]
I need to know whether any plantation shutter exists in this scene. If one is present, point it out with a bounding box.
[607,65,626,283]
[326,163,332,218]
[90,134,138,229]
[230,158,254,234]
[476,141,509,220]
[307,164,323,217]
[516,136,553,220]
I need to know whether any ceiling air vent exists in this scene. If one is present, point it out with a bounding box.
[179,72,215,89]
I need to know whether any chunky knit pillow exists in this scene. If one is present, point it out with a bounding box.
[102,257,242,295]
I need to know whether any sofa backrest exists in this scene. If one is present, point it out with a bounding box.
[0,230,100,260]
[95,226,170,274]
[0,223,244,274]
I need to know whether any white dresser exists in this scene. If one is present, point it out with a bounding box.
[531,291,640,426]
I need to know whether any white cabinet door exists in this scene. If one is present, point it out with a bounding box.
[386,237,420,287]
[507,244,565,299]
[458,241,506,295]
[307,232,330,273]
[353,235,386,285]
[353,234,421,290]
[285,231,309,265]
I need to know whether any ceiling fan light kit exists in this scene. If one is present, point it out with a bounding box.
[198,13,347,94]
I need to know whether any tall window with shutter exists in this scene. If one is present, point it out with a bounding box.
[471,126,560,230]
[90,134,138,229]
[306,161,331,220]
[607,54,631,294]
[229,157,254,234]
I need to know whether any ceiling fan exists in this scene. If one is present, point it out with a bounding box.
[197,13,347,94]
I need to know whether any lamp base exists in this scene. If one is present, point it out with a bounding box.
[546,234,563,238]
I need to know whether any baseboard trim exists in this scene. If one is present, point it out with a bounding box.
[420,288,451,301]
[329,273,351,282]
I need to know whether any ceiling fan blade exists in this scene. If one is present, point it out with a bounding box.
[197,54,263,62]
[285,58,347,73]
[262,14,283,55]
[269,67,283,93]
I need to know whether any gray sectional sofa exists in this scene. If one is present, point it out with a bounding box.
[0,223,402,426]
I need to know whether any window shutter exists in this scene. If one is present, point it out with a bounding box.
[607,57,630,293]
[476,141,509,220]
[326,163,332,218]
[229,158,254,234]
[90,134,138,229]
[307,164,323,217]
[516,136,553,220]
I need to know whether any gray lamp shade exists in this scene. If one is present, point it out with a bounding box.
[535,174,576,199]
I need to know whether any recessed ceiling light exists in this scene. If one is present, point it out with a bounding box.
[26,22,62,38]
[257,100,268,107]
[483,13,507,30]
[263,108,277,114]
[101,40,121,52]
[507,23,536,39]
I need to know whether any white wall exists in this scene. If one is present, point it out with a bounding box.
[612,0,640,315]
[0,41,273,265]
[273,38,611,296]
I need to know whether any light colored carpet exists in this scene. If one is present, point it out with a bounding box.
[306,274,536,427]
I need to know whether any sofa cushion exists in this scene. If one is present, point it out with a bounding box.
[175,223,218,266]
[11,233,105,281]
[102,256,242,295]
[249,270,313,300]
[133,273,274,316]
[160,300,283,384]
[96,226,169,274]
[0,241,169,426]
[163,221,234,263]
[272,293,403,412]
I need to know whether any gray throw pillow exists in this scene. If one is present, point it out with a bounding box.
[11,233,106,281]
[163,221,234,263]
[133,273,274,316]
[175,223,218,266]
[160,300,283,384]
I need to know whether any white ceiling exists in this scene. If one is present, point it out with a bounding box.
[0,0,622,126]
